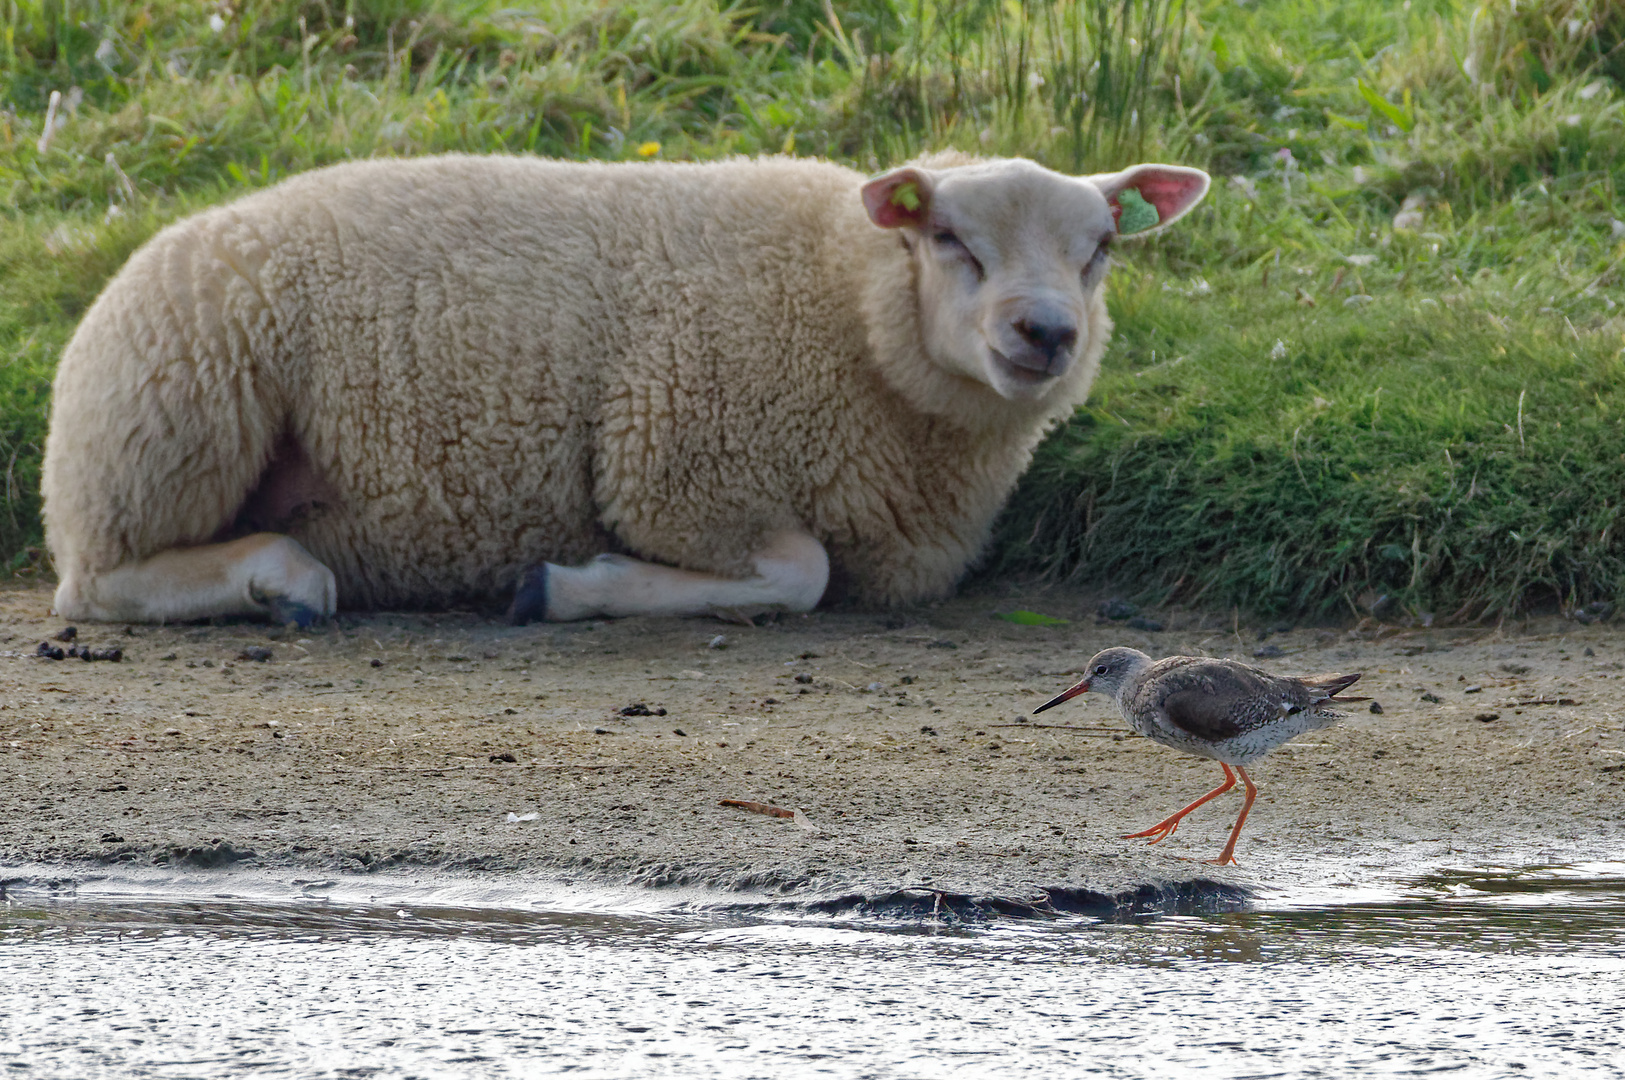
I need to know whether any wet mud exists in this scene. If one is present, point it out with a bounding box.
[2,579,1622,907]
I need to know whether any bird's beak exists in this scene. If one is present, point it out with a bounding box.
[1033,677,1090,714]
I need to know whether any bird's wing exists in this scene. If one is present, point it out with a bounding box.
[1296,671,1362,702]
[1148,659,1307,741]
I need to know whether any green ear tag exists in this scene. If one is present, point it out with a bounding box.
[1117,188,1160,233]
[891,182,921,212]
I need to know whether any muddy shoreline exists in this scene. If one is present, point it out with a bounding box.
[2,580,1621,909]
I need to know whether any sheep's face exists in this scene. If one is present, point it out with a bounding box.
[863,158,1209,403]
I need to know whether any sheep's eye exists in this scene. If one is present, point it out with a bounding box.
[933,229,985,281]
[1084,241,1111,277]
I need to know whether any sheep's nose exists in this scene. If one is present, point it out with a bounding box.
[1013,316,1077,363]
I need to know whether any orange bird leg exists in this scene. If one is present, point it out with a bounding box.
[1122,762,1237,845]
[1206,766,1258,866]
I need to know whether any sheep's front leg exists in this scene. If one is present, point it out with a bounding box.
[509,528,829,623]
[53,533,338,627]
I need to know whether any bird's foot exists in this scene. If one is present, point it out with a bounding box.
[1121,821,1180,844]
[1202,852,1239,867]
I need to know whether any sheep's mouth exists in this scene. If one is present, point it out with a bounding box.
[989,347,1061,387]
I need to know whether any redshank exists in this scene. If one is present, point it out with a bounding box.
[1034,646,1362,865]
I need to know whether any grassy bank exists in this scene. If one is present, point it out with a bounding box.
[2,0,1623,619]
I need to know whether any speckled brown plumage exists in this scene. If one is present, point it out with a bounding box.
[1035,646,1363,864]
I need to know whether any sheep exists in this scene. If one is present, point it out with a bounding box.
[41,152,1209,626]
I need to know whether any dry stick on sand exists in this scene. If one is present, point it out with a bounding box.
[720,799,795,819]
[329,762,628,773]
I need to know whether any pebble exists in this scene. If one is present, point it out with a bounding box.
[1097,598,1138,621]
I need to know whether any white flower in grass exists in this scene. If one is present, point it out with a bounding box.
[208,12,226,33]
[1270,340,1288,360]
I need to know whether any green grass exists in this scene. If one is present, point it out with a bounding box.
[3,0,1624,618]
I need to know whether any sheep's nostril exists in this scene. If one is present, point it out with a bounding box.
[1013,318,1078,362]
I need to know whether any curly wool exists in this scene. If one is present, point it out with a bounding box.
[43,154,1103,610]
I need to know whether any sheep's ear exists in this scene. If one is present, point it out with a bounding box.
[1089,164,1210,236]
[862,167,934,229]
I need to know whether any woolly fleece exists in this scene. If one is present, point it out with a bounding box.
[43,154,1112,611]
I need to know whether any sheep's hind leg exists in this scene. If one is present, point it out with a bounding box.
[54,534,338,627]
[510,528,829,623]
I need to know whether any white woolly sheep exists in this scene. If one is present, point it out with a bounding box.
[41,152,1209,626]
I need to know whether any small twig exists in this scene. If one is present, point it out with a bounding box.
[329,762,627,773]
[720,798,794,818]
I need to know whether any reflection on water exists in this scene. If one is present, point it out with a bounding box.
[3,865,1624,1079]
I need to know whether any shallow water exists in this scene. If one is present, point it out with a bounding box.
[4,865,1624,1079]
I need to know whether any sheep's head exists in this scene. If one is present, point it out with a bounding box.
[862,157,1209,403]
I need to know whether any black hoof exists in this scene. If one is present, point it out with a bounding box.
[508,564,549,625]
[265,596,325,629]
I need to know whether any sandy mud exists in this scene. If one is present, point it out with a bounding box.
[2,580,1621,910]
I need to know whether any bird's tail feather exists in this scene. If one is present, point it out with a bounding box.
[1300,672,1363,702]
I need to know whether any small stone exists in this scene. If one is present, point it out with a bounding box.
[161,652,177,661]
[1464,685,1482,694]
[35,642,65,661]
[370,658,384,667]
[920,725,937,736]
[866,681,885,693]
[1126,616,1164,632]
[488,752,517,763]
[1499,662,1530,676]
[794,673,813,684]
[1369,701,1384,714]
[100,833,124,843]
[1473,712,1500,723]
[763,697,780,705]
[1585,647,1596,657]
[54,626,77,642]
[673,728,687,737]
[594,727,611,735]
[708,634,728,650]
[619,703,666,717]
[1097,598,1138,621]
[1420,692,1442,703]
[1253,644,1286,659]
[239,646,273,662]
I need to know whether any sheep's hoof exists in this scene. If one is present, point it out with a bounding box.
[508,564,549,625]
[265,595,326,629]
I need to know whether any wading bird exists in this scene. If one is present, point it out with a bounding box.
[1035,647,1363,865]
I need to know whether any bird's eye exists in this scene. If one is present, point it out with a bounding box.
[1095,665,1108,675]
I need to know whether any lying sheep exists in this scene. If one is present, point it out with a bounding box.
[42,152,1208,625]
